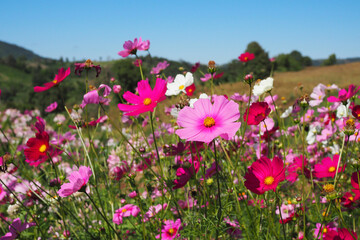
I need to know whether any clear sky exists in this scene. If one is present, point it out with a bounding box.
[1,0,360,64]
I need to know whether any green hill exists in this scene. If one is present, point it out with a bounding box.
[0,40,45,60]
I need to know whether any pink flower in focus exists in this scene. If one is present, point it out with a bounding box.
[238,52,255,62]
[0,216,36,240]
[34,67,71,92]
[113,204,141,225]
[244,156,285,195]
[118,37,150,57]
[175,95,241,143]
[118,78,167,116]
[327,84,360,103]
[57,166,92,197]
[151,61,170,74]
[80,84,112,108]
[313,155,345,178]
[156,219,182,240]
[45,102,58,113]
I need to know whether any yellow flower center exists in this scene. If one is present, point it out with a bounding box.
[349,196,354,201]
[143,98,152,106]
[53,79,58,84]
[39,144,47,153]
[188,89,192,92]
[122,208,127,213]
[179,85,185,90]
[203,117,215,128]
[328,166,336,173]
[264,176,274,185]
[168,228,174,235]
[318,96,322,100]
[323,227,328,234]
[244,57,248,61]
[323,183,335,193]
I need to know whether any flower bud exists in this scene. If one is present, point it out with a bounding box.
[113,85,122,94]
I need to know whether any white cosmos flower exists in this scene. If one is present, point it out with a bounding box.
[280,106,293,118]
[252,77,274,96]
[336,102,349,119]
[165,72,194,96]
[189,93,210,108]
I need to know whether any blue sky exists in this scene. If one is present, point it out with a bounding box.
[1,0,359,64]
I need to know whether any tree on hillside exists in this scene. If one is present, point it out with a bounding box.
[243,41,272,79]
[322,54,337,66]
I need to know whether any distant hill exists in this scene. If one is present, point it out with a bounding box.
[312,57,360,66]
[0,40,45,60]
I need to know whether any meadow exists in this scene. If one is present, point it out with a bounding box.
[0,37,360,240]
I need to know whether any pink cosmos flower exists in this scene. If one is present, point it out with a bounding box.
[313,155,345,178]
[74,59,101,77]
[351,171,360,200]
[0,216,36,240]
[238,52,255,62]
[244,156,285,195]
[45,102,58,112]
[175,95,241,143]
[0,184,6,202]
[118,37,150,57]
[324,228,358,240]
[313,223,337,239]
[113,204,141,225]
[34,67,71,92]
[57,166,92,197]
[286,155,310,183]
[200,72,224,82]
[79,84,112,108]
[156,219,182,240]
[151,61,170,74]
[327,84,360,103]
[309,84,326,107]
[118,78,167,116]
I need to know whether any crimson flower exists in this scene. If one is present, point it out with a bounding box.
[173,156,200,189]
[352,105,360,120]
[190,62,200,73]
[185,83,196,96]
[324,228,358,240]
[327,84,360,103]
[243,102,271,125]
[238,52,255,62]
[244,156,285,194]
[118,78,167,116]
[286,155,310,183]
[34,67,70,92]
[351,171,360,200]
[74,59,101,77]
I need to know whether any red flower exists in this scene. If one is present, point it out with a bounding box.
[243,102,271,125]
[74,59,101,77]
[190,62,200,73]
[238,52,255,62]
[34,67,70,92]
[352,105,360,120]
[244,156,285,195]
[185,84,196,96]
[351,171,360,200]
[324,228,358,240]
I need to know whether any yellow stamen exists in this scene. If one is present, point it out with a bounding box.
[143,98,152,106]
[323,183,335,193]
[169,228,174,235]
[53,79,57,84]
[203,117,215,128]
[264,176,274,185]
[328,166,336,173]
[179,85,184,90]
[122,208,127,213]
[349,196,354,201]
[323,227,328,233]
[39,144,47,153]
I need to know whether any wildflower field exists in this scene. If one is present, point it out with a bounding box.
[1,37,360,240]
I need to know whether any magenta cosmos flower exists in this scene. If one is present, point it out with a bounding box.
[286,155,310,183]
[118,37,150,57]
[327,84,360,103]
[0,216,36,240]
[118,78,167,116]
[74,59,101,77]
[175,95,241,143]
[34,67,70,92]
[238,52,255,62]
[324,228,358,240]
[57,166,92,197]
[244,156,285,195]
[244,102,271,125]
[156,219,182,240]
[313,154,345,178]
[113,204,141,225]
[45,102,58,112]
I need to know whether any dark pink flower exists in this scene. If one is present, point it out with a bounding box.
[351,171,360,200]
[238,52,255,62]
[185,83,196,96]
[190,62,200,73]
[313,155,345,178]
[118,78,167,116]
[57,166,92,197]
[79,84,111,108]
[244,156,285,195]
[324,228,358,240]
[173,156,200,189]
[327,84,360,103]
[118,37,150,57]
[34,67,70,92]
[286,155,310,183]
[0,216,36,240]
[45,102,58,112]
[243,102,271,125]
[200,72,224,82]
[74,59,101,77]
[133,59,142,67]
[113,204,140,225]
[156,219,182,240]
